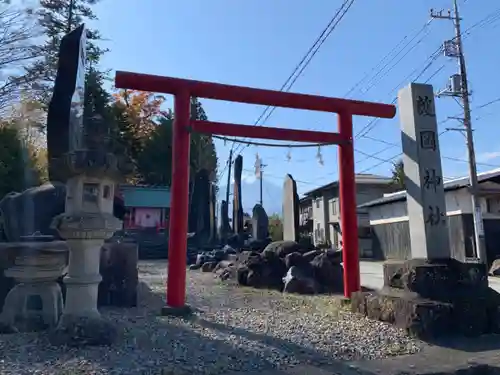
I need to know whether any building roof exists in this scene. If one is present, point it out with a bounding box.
[358,167,500,209]
[302,173,393,197]
[119,185,171,208]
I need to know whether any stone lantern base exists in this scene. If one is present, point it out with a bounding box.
[49,209,121,347]
[0,237,68,333]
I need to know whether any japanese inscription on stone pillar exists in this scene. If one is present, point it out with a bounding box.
[398,83,450,259]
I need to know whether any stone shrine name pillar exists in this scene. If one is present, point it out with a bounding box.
[398,83,450,259]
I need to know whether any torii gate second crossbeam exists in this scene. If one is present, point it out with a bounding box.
[115,71,396,310]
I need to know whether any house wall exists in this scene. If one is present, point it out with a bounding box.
[368,187,500,264]
[311,183,396,249]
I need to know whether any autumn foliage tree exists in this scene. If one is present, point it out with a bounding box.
[112,89,167,140]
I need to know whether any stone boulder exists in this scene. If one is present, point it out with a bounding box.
[261,240,301,258]
[310,253,344,293]
[283,266,319,294]
[489,258,500,276]
[98,241,138,308]
[237,251,286,290]
[201,261,218,272]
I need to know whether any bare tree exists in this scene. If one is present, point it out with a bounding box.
[0,1,40,115]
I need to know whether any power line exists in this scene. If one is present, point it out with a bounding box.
[354,47,443,138]
[230,0,355,157]
[217,0,355,181]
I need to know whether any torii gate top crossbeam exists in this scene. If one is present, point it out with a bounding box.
[115,71,396,119]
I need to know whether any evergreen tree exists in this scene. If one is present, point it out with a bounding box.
[0,125,43,197]
[391,159,405,189]
[25,0,106,107]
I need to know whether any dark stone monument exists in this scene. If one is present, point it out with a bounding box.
[208,182,217,244]
[46,24,86,183]
[351,83,500,339]
[232,155,244,234]
[282,174,299,242]
[251,204,268,241]
[189,169,211,245]
[219,200,231,240]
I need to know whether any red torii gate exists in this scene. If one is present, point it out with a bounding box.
[115,71,396,310]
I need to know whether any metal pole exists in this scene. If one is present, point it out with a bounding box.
[338,112,360,298]
[260,170,263,206]
[166,90,191,308]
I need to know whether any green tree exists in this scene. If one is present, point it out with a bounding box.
[0,124,43,197]
[268,213,283,241]
[391,159,405,189]
[24,0,106,107]
[137,98,219,187]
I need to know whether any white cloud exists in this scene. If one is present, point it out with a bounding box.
[476,151,500,163]
[233,171,257,185]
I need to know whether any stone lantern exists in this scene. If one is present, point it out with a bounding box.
[48,115,126,346]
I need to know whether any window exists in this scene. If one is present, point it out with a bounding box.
[331,200,337,215]
[316,198,320,208]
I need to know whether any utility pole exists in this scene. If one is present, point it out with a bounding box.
[225,149,233,218]
[255,155,267,206]
[259,168,264,206]
[432,1,487,264]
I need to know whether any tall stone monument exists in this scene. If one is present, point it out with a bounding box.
[188,169,211,245]
[282,174,299,241]
[208,182,217,244]
[399,83,450,259]
[46,24,124,346]
[232,155,244,234]
[351,83,500,339]
[251,204,269,241]
[218,200,231,240]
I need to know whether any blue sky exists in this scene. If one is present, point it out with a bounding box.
[92,0,500,210]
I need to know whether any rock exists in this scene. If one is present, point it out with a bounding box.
[214,260,234,273]
[213,249,226,262]
[353,259,500,339]
[284,252,307,269]
[195,253,210,266]
[218,265,237,281]
[262,240,301,258]
[248,239,270,252]
[489,258,500,276]
[283,266,318,295]
[303,250,322,263]
[201,261,217,272]
[311,253,344,293]
[237,251,286,290]
[0,182,125,242]
[325,249,343,264]
[189,264,202,270]
[98,242,138,308]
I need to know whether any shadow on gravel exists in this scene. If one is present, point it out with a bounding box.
[426,334,500,352]
[1,282,313,375]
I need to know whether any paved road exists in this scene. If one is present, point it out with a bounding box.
[359,260,500,293]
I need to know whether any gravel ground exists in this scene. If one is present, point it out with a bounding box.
[0,260,424,375]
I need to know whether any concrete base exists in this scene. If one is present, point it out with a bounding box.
[161,305,193,317]
[48,314,117,347]
[352,259,500,339]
